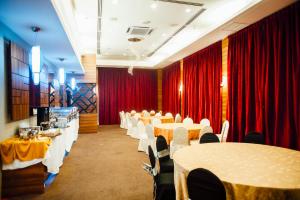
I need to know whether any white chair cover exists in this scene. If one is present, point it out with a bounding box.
[170,127,189,158]
[119,111,126,129]
[137,120,146,139]
[200,118,210,128]
[183,117,193,126]
[143,111,150,117]
[134,113,141,118]
[151,118,162,127]
[217,120,229,142]
[138,124,156,154]
[129,117,139,139]
[175,113,182,123]
[165,112,173,117]
[130,110,136,115]
[190,125,213,145]
[150,110,155,115]
[126,113,132,135]
[155,112,162,117]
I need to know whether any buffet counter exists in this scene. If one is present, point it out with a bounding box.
[0,108,79,197]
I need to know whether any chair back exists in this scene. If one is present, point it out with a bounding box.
[137,121,146,134]
[183,117,193,126]
[199,126,213,139]
[150,110,156,115]
[145,124,155,140]
[175,113,182,123]
[143,111,150,117]
[131,110,136,115]
[148,146,158,178]
[187,168,226,200]
[220,120,229,142]
[200,133,220,144]
[173,127,189,145]
[200,118,210,128]
[131,117,138,127]
[165,112,173,117]
[244,131,265,144]
[152,118,162,126]
[155,112,162,117]
[156,135,170,162]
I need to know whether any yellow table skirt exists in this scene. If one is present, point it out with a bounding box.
[0,136,51,164]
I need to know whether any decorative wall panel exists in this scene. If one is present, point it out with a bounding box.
[71,83,96,113]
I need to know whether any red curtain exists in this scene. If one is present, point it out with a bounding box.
[98,68,157,125]
[162,61,181,115]
[183,41,222,133]
[227,2,300,150]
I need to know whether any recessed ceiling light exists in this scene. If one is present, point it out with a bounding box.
[112,0,119,5]
[142,20,151,25]
[150,3,157,9]
[185,8,191,13]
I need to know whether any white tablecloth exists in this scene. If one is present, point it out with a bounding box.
[173,143,300,200]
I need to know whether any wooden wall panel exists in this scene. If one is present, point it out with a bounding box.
[75,54,96,83]
[79,113,98,134]
[9,42,30,121]
[221,38,229,122]
[157,69,162,111]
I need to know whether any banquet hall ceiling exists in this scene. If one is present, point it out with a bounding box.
[51,0,296,69]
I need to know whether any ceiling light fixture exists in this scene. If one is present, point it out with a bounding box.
[150,2,158,9]
[58,58,65,85]
[185,8,191,13]
[112,0,119,5]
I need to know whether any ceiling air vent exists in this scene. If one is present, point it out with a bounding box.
[127,26,153,36]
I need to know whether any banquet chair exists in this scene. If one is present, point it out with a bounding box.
[175,113,182,123]
[119,111,126,129]
[131,110,136,115]
[190,126,213,145]
[143,111,151,117]
[134,113,141,119]
[155,112,162,117]
[200,133,220,144]
[129,117,139,139]
[152,118,162,127]
[147,146,176,200]
[126,113,133,135]
[170,127,189,158]
[187,168,226,200]
[216,120,229,142]
[138,125,156,154]
[183,117,193,126]
[199,118,210,128]
[150,110,156,115]
[156,136,174,173]
[137,120,147,140]
[244,131,265,144]
[165,112,173,117]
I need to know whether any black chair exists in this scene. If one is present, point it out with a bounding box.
[187,168,226,200]
[244,131,265,144]
[200,133,220,144]
[148,146,176,200]
[156,136,174,173]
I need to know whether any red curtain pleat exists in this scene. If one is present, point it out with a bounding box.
[183,41,222,133]
[162,62,181,115]
[227,2,300,150]
[98,68,157,125]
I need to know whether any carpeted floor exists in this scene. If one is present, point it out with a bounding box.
[12,125,153,200]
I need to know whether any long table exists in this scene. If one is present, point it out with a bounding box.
[1,117,79,197]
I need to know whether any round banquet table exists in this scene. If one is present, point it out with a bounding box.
[154,123,201,144]
[173,143,300,200]
[140,116,174,125]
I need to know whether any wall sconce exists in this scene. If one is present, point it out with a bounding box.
[221,75,227,87]
[179,83,183,93]
[59,68,65,85]
[31,26,41,85]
